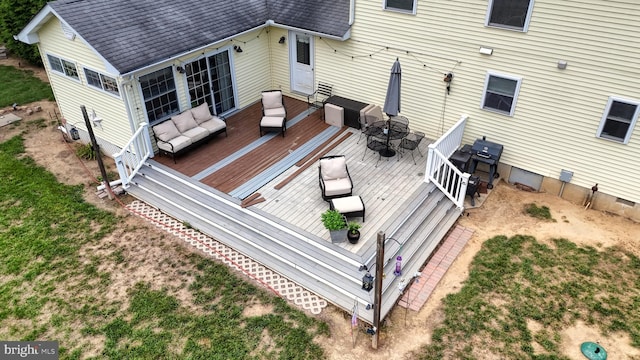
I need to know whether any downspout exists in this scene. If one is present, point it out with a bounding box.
[349,0,355,25]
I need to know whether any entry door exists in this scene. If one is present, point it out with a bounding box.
[185,50,236,116]
[290,32,314,94]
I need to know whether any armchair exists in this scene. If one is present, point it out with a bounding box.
[307,82,333,119]
[260,90,287,137]
[318,155,353,201]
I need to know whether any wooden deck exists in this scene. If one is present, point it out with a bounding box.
[127,96,463,324]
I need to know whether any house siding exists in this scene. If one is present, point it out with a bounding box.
[298,0,640,204]
[38,17,131,153]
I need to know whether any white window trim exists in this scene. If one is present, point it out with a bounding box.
[480,71,523,117]
[45,52,81,83]
[382,0,417,15]
[485,0,535,32]
[82,67,121,98]
[138,66,181,125]
[596,96,639,145]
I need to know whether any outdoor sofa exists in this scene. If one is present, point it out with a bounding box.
[152,102,227,162]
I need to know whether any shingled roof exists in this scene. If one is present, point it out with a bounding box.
[23,0,351,74]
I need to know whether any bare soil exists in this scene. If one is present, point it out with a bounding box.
[2,57,639,359]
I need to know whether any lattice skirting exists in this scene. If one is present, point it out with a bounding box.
[126,200,328,314]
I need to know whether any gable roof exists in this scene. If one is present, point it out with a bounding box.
[18,0,352,74]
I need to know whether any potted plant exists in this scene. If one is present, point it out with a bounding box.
[321,209,348,243]
[347,221,361,244]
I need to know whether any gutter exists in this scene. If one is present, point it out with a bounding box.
[266,20,350,41]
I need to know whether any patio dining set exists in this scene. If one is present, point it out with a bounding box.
[359,108,425,167]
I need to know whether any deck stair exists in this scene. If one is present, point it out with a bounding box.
[126,160,461,324]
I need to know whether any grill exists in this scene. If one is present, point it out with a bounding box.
[468,137,503,189]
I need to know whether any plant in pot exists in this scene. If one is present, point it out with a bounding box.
[321,209,348,243]
[347,221,361,244]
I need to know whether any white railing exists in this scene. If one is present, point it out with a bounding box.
[114,122,153,188]
[425,115,469,208]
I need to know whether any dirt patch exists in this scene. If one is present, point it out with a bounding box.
[2,56,640,359]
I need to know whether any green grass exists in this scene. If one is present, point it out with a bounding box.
[0,65,54,108]
[415,234,640,359]
[0,135,329,359]
[524,203,555,221]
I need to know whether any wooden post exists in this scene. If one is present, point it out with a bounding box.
[81,105,112,200]
[372,231,385,349]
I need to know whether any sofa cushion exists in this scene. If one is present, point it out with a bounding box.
[181,126,209,143]
[199,117,226,133]
[171,111,198,133]
[262,91,283,110]
[365,105,384,125]
[260,116,285,127]
[191,102,213,124]
[153,120,181,142]
[323,178,352,197]
[320,156,348,180]
[264,107,286,117]
[157,135,192,153]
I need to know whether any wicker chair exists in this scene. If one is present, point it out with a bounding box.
[318,155,353,201]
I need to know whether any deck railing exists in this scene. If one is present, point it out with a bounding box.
[425,115,469,208]
[114,122,153,188]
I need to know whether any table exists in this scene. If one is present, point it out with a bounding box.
[372,119,409,157]
[325,96,369,129]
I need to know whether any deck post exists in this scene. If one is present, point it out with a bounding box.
[372,231,384,349]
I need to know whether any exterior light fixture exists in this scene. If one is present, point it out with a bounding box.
[479,46,493,55]
[279,36,286,44]
[362,272,374,291]
[176,66,185,74]
[233,45,243,53]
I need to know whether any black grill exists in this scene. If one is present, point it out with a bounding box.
[468,137,503,189]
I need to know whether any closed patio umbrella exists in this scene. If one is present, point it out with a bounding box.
[383,58,401,117]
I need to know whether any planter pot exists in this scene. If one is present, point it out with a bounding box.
[329,229,348,243]
[347,230,360,244]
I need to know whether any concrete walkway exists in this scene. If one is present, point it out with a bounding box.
[398,224,474,311]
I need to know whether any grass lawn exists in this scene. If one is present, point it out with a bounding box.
[414,234,640,359]
[0,134,328,359]
[0,65,54,108]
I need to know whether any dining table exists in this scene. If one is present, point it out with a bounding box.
[371,117,409,157]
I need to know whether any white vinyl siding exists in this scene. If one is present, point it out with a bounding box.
[481,72,522,116]
[384,0,417,14]
[84,68,120,97]
[596,97,639,144]
[486,0,535,32]
[38,17,131,151]
[46,53,79,81]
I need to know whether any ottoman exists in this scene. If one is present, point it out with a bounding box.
[330,195,365,222]
[260,116,286,137]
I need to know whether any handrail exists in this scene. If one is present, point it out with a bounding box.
[113,122,153,188]
[425,115,469,208]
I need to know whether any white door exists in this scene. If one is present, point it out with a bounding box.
[290,32,314,94]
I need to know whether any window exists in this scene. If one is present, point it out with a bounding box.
[384,0,416,13]
[84,68,120,96]
[486,0,534,31]
[596,97,639,144]
[139,67,179,124]
[481,72,522,116]
[46,54,79,80]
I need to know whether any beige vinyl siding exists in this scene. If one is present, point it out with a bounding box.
[302,0,640,203]
[38,17,131,151]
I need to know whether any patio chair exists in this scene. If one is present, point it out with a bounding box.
[398,131,425,164]
[307,82,333,118]
[362,135,387,167]
[260,90,287,137]
[357,105,386,144]
[318,155,353,201]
